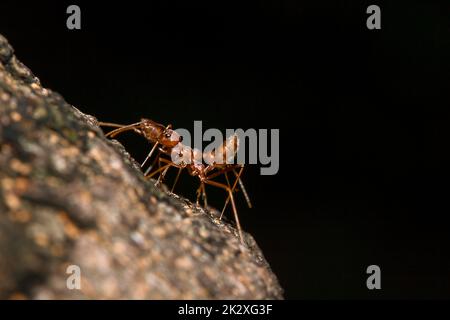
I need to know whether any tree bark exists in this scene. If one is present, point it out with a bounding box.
[0,34,283,299]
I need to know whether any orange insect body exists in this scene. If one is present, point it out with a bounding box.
[99,118,251,244]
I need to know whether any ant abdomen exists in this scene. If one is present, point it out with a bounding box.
[204,134,239,166]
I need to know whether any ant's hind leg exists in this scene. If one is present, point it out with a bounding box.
[219,166,245,219]
[220,172,232,219]
[233,168,252,209]
[203,178,245,244]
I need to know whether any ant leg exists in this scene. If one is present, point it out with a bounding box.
[152,157,184,187]
[145,163,172,180]
[141,142,159,169]
[195,182,207,206]
[154,155,163,183]
[217,166,245,219]
[206,164,241,180]
[220,173,232,219]
[196,185,202,205]
[152,125,173,180]
[202,182,208,208]
[156,165,170,186]
[157,157,179,168]
[221,166,252,217]
[144,149,162,176]
[233,168,252,209]
[155,156,172,186]
[171,167,183,193]
[203,178,244,244]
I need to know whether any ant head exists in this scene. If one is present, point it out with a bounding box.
[140,118,182,147]
[160,127,183,148]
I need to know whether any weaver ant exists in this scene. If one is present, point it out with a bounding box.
[99,119,252,244]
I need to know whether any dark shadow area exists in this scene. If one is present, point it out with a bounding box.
[1,0,449,298]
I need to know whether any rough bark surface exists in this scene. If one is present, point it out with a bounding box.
[0,34,283,299]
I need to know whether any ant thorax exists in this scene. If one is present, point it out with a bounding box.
[171,143,202,167]
[188,162,207,179]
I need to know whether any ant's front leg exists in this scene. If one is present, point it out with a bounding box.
[144,150,158,176]
[141,142,160,170]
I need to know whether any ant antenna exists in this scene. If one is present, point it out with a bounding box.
[100,121,144,138]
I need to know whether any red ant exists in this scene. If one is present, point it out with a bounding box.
[99,119,252,244]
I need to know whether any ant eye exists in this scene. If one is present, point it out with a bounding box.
[165,132,171,139]
[179,136,183,142]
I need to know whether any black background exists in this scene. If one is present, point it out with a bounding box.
[1,0,449,299]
